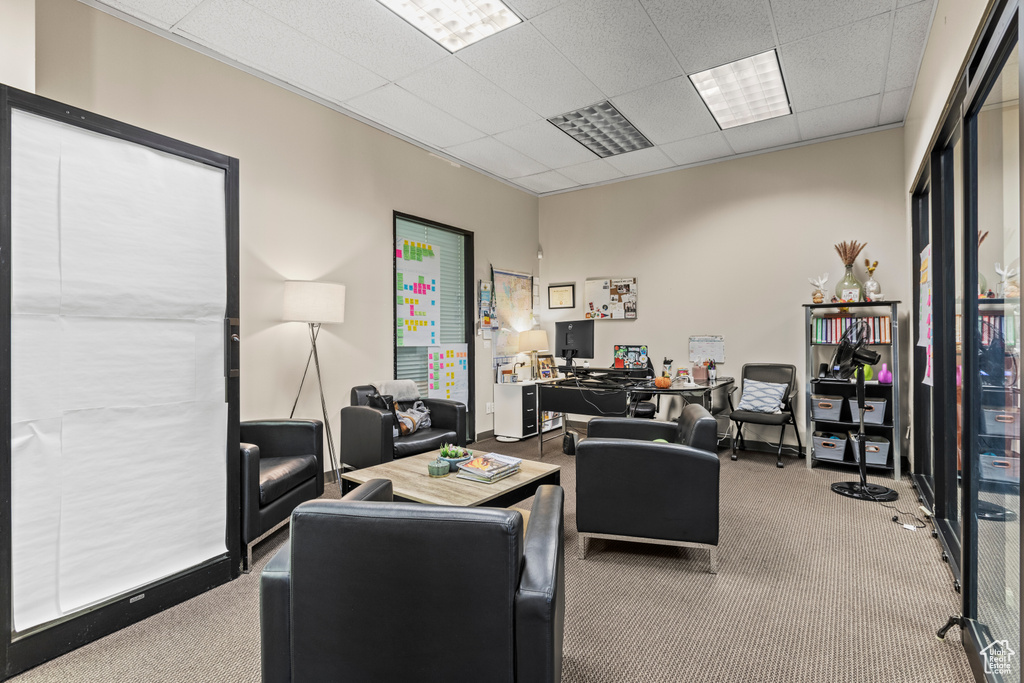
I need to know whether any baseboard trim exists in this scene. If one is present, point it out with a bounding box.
[477,429,494,440]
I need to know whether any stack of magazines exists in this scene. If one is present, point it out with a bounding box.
[456,453,522,483]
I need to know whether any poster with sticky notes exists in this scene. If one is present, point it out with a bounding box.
[396,240,441,347]
[427,344,469,407]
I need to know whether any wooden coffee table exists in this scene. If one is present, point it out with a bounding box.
[340,450,560,509]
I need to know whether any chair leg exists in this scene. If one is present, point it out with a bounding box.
[791,410,804,456]
[731,423,741,461]
[578,534,588,560]
[242,542,253,574]
[708,546,718,575]
[777,424,786,468]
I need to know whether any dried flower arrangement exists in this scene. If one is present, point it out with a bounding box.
[834,240,867,266]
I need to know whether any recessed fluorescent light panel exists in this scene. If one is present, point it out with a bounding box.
[378,0,522,52]
[547,101,653,158]
[689,50,791,130]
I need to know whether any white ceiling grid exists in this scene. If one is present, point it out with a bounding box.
[83,0,938,196]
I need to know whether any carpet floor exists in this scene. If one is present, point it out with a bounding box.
[10,435,974,683]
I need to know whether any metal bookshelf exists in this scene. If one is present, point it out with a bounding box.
[803,301,901,480]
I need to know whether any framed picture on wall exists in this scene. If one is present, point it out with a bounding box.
[548,283,575,309]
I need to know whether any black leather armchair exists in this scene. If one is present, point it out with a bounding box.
[260,479,565,683]
[728,363,804,468]
[587,403,719,452]
[576,404,720,573]
[239,419,324,572]
[340,384,467,470]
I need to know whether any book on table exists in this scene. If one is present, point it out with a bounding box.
[456,453,521,482]
[456,467,520,484]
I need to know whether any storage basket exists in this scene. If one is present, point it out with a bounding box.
[981,407,1020,438]
[845,397,887,425]
[848,432,890,466]
[979,453,1020,484]
[812,431,847,462]
[811,395,843,422]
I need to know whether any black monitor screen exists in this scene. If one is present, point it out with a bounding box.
[555,319,594,360]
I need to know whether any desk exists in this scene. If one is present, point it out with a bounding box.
[537,376,734,455]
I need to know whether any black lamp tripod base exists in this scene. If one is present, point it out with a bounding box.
[831,481,899,501]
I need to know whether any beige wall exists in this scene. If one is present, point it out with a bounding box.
[0,0,35,92]
[538,128,908,446]
[34,0,539,447]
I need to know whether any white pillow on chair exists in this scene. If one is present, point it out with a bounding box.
[736,380,787,414]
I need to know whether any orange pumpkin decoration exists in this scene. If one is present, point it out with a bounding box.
[654,376,671,389]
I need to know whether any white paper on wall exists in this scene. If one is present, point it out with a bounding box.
[10,112,62,315]
[10,419,63,631]
[60,317,197,411]
[11,315,62,423]
[58,126,226,321]
[427,344,469,407]
[57,402,227,614]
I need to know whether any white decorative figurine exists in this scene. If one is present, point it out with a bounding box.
[808,273,829,304]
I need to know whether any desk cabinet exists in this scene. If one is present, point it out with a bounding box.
[494,383,562,440]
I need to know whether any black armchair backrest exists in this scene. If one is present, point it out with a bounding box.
[350,384,378,406]
[289,500,524,683]
[677,404,718,452]
[741,363,797,404]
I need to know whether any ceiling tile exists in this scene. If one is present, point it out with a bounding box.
[797,95,880,140]
[603,147,675,176]
[244,0,448,81]
[769,0,893,44]
[897,0,922,7]
[398,59,537,135]
[506,0,569,19]
[346,85,485,149]
[457,23,605,118]
[611,76,719,145]
[660,132,734,166]
[879,87,913,124]
[98,0,204,29]
[557,159,625,184]
[174,0,386,102]
[444,137,549,178]
[513,170,578,193]
[494,119,596,168]
[781,13,891,112]
[722,115,800,154]
[640,0,775,74]
[885,1,934,91]
[532,0,681,96]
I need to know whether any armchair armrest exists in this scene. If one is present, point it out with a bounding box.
[587,417,679,442]
[260,539,292,683]
[677,404,718,453]
[340,405,394,470]
[516,486,565,683]
[239,443,261,545]
[419,398,467,446]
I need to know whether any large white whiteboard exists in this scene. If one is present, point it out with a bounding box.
[10,110,228,630]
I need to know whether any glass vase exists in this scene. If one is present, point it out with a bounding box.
[863,274,882,302]
[835,264,862,303]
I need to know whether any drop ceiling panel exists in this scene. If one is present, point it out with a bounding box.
[457,23,605,117]
[603,147,675,176]
[639,0,776,74]
[513,170,577,193]
[507,0,569,19]
[770,0,894,44]
[661,132,735,166]
[173,0,386,102]
[723,115,800,154]
[880,87,913,124]
[99,0,203,28]
[611,76,720,145]
[445,137,549,178]
[532,0,681,97]
[796,95,880,140]
[885,1,935,91]
[346,85,485,149]
[245,0,448,82]
[398,58,538,135]
[558,158,625,184]
[494,119,597,168]
[781,14,892,112]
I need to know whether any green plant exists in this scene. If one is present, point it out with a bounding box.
[440,443,466,459]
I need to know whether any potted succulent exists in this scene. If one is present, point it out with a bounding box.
[438,443,472,471]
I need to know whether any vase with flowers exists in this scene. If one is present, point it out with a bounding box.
[834,240,867,303]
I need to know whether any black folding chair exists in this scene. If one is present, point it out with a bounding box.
[728,363,803,468]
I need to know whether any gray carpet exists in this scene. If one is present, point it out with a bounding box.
[11,436,973,682]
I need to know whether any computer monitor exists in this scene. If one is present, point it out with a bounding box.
[555,319,594,362]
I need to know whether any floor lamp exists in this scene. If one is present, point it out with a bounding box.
[283,280,345,491]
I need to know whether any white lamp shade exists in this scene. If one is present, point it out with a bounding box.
[518,329,549,353]
[282,281,346,324]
